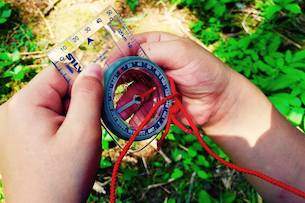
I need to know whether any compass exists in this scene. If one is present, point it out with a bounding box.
[102,56,172,141]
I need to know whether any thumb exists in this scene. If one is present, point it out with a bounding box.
[62,64,103,140]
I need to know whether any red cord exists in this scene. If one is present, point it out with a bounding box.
[109,78,305,202]
[109,94,178,203]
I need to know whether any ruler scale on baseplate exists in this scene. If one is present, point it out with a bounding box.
[47,6,172,152]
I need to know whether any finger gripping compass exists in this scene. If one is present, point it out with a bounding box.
[102,56,172,141]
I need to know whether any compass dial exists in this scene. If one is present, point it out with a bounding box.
[102,56,172,141]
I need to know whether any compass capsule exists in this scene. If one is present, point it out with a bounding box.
[102,56,172,141]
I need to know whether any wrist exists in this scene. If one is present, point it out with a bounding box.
[203,68,246,129]
[203,68,272,141]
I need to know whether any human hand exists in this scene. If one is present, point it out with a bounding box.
[111,32,236,127]
[0,64,103,202]
[121,32,305,202]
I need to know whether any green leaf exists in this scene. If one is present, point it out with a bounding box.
[184,134,197,142]
[171,148,182,161]
[171,125,184,135]
[198,190,213,203]
[0,2,6,8]
[99,158,112,168]
[0,52,11,61]
[167,198,176,203]
[123,168,137,181]
[1,9,11,18]
[0,17,6,24]
[270,93,301,107]
[256,61,275,75]
[292,50,305,62]
[263,5,281,20]
[126,0,139,13]
[285,50,293,63]
[197,170,210,179]
[286,107,304,126]
[214,4,226,17]
[269,94,290,115]
[191,21,204,33]
[171,168,183,180]
[205,0,217,10]
[117,186,123,196]
[196,155,210,168]
[267,74,299,92]
[13,65,25,80]
[187,147,197,158]
[102,139,109,150]
[285,4,302,14]
[221,191,236,203]
[300,93,305,106]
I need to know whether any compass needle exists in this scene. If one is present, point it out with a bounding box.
[117,96,140,113]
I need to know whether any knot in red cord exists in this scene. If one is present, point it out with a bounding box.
[109,78,305,203]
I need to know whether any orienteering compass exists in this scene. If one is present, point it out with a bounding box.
[101,56,172,141]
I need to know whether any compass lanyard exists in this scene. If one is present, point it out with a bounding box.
[109,77,305,203]
[46,5,305,202]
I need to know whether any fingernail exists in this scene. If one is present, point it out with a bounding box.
[81,63,103,81]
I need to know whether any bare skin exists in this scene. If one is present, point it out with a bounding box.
[0,65,103,202]
[120,32,305,202]
[0,32,304,202]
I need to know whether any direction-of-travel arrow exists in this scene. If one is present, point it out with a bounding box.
[87,37,94,45]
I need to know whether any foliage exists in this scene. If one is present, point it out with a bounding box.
[94,126,258,202]
[0,1,11,24]
[0,1,38,104]
[95,0,305,202]
[153,0,304,201]
[126,0,139,13]
[0,179,3,201]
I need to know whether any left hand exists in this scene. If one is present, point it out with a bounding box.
[0,64,103,202]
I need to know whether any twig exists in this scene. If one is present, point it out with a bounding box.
[160,186,171,194]
[276,32,302,49]
[157,149,172,164]
[242,14,250,34]
[186,172,196,203]
[20,51,45,55]
[93,181,107,194]
[5,24,20,43]
[147,178,175,190]
[142,156,150,175]
[100,178,112,187]
[22,54,47,59]
[30,0,55,41]
[178,144,188,151]
[44,0,61,16]
[27,64,49,68]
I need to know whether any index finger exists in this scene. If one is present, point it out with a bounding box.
[106,32,181,64]
[22,66,68,114]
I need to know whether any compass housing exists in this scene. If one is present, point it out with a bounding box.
[102,56,172,141]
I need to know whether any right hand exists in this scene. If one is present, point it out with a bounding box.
[117,32,236,127]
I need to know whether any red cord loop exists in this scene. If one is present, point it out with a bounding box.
[109,81,305,203]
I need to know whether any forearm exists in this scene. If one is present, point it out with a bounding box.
[204,69,305,202]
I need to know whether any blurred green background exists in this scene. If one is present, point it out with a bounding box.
[0,0,305,202]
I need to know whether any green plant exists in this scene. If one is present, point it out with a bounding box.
[97,0,305,202]
[126,0,139,13]
[0,2,39,104]
[0,178,4,201]
[0,0,11,24]
[258,0,302,21]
